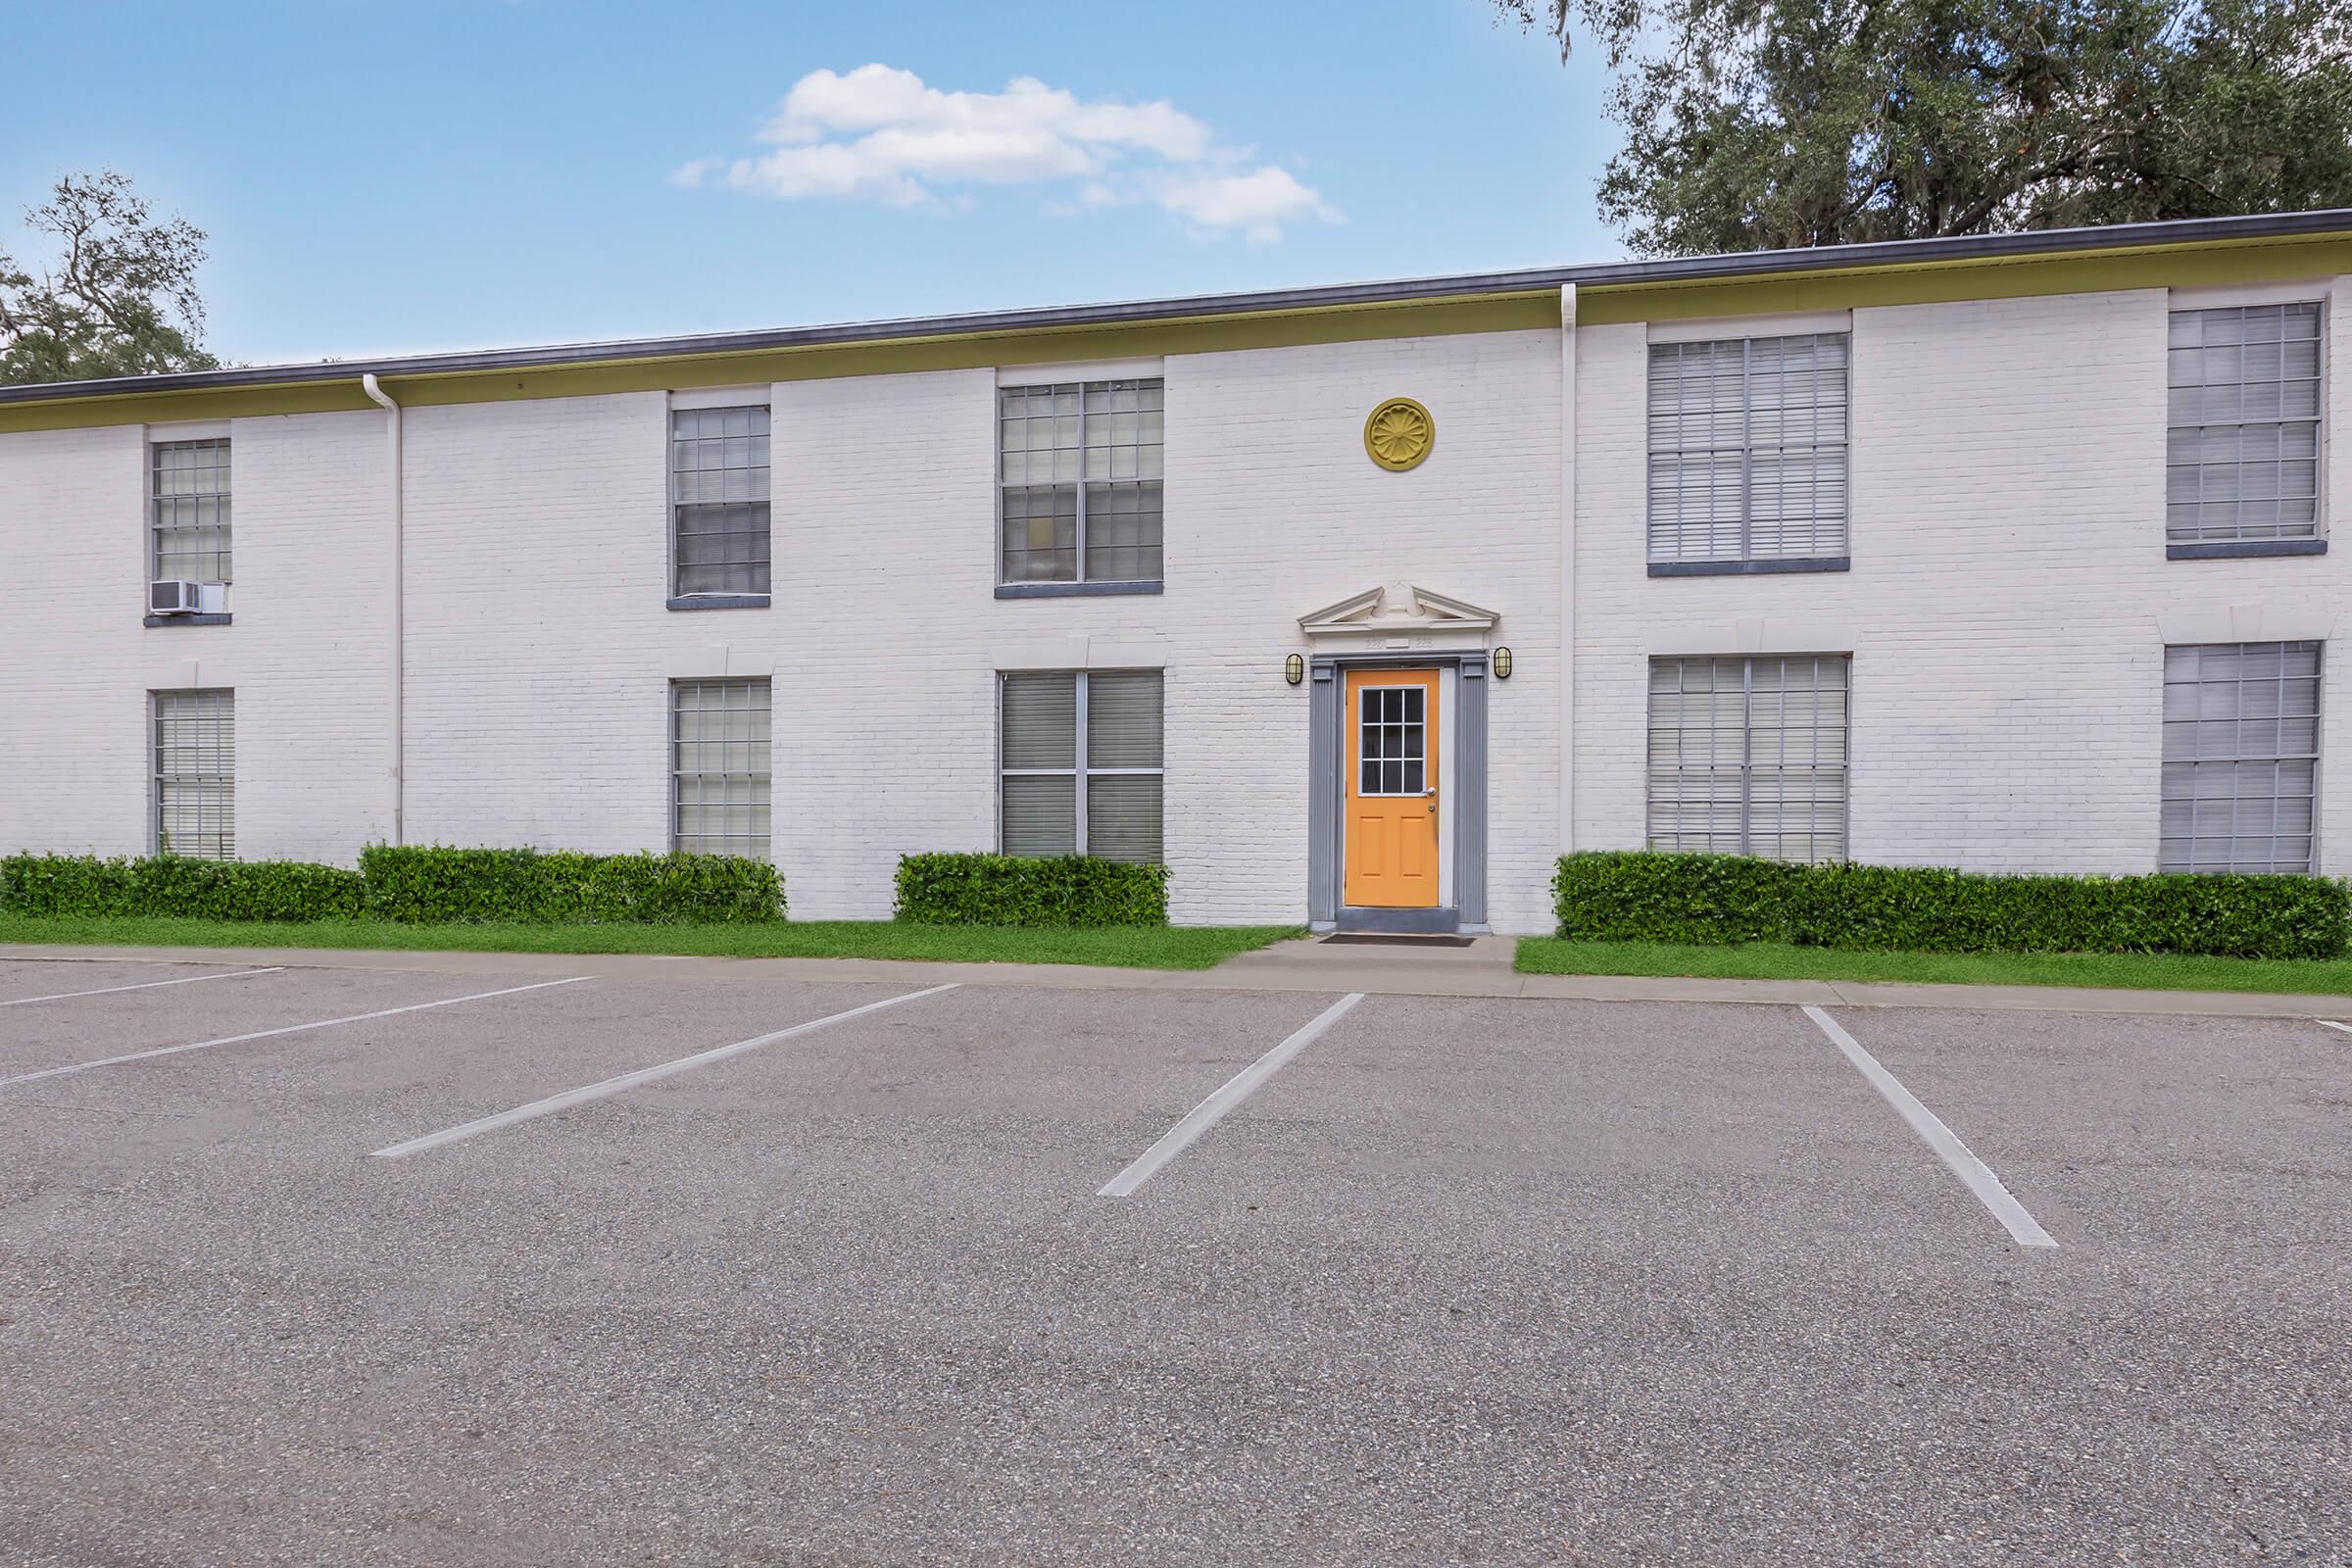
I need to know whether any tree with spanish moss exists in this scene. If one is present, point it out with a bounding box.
[0,171,219,385]
[1496,0,2352,255]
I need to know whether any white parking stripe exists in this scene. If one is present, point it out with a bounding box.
[368,983,960,1159]
[1802,1005,2057,1250]
[1100,992,1366,1199]
[0,976,594,1089]
[2313,1019,2352,1038]
[0,966,283,1008]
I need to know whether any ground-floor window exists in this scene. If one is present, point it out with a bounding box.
[1647,655,1848,862]
[153,688,234,859]
[1000,669,1163,861]
[2161,641,2320,874]
[671,677,771,858]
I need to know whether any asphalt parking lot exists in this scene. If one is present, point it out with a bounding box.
[0,956,2346,1565]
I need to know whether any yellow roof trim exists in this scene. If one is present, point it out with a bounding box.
[1578,230,2352,324]
[5,226,2349,433]
[0,291,1560,433]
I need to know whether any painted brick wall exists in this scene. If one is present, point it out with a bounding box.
[1573,281,2352,875]
[0,412,395,865]
[396,332,1564,927]
[0,423,151,858]
[20,273,2339,919]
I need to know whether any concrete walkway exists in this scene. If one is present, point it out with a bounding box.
[3,934,2350,1020]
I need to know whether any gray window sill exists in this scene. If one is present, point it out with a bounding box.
[2167,539,2328,561]
[995,580,1165,599]
[144,612,232,627]
[1648,556,1850,578]
[665,594,771,611]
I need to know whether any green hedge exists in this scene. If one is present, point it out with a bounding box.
[895,853,1169,926]
[358,845,784,924]
[0,854,366,922]
[1554,851,2351,960]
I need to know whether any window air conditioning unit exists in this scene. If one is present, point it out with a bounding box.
[150,580,200,614]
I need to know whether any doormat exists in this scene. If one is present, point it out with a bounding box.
[1319,933,1476,948]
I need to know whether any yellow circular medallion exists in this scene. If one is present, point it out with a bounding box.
[1363,397,1435,471]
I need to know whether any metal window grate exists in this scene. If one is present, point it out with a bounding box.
[1647,334,1848,564]
[671,678,771,858]
[999,379,1164,584]
[671,407,771,596]
[1000,669,1163,861]
[2167,304,2323,545]
[2160,641,2320,873]
[154,689,234,859]
[152,438,232,584]
[1647,655,1848,862]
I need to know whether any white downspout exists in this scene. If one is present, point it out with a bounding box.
[362,373,405,845]
[1557,285,1578,862]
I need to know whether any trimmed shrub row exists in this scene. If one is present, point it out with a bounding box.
[1552,852,2352,960]
[0,855,366,922]
[895,853,1168,927]
[358,846,784,924]
[1,846,784,926]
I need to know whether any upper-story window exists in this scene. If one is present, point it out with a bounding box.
[2167,303,2323,549]
[1647,334,1849,573]
[999,378,1164,585]
[670,406,770,600]
[152,438,231,586]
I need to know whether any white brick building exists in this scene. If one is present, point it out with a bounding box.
[4,212,2348,933]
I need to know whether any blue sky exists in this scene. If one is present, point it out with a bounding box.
[2,0,1621,366]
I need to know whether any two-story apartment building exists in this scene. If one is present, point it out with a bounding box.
[2,210,2347,933]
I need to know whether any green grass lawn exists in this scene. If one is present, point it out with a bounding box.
[1515,936,2352,996]
[0,914,1302,971]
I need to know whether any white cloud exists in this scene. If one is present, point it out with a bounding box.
[674,64,1336,239]
[1161,168,1341,244]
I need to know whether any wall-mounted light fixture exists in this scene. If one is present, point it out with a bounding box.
[1492,646,1514,680]
[1285,653,1305,686]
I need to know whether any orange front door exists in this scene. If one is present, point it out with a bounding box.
[1343,668,1441,908]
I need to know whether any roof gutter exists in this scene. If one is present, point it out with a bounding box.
[5,208,2348,409]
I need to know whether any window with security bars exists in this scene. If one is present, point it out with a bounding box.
[2160,641,2321,873]
[1000,379,1164,584]
[152,438,232,584]
[670,407,770,596]
[1647,655,1848,862]
[1648,334,1848,564]
[1000,670,1163,861]
[2167,303,2324,545]
[671,679,771,858]
[153,689,234,859]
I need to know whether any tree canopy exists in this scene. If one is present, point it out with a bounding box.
[0,171,219,385]
[1498,0,2352,255]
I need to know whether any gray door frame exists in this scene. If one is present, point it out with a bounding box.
[1307,650,1490,934]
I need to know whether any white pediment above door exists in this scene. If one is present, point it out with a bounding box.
[1298,582,1499,650]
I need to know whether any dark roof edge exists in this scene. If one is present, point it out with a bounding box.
[6,207,2349,406]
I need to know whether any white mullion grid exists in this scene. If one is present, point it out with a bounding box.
[1075,393,1090,582]
[150,437,232,584]
[1647,655,1846,862]
[2160,640,2321,873]
[1649,336,1847,564]
[2167,303,2326,545]
[1354,683,1427,797]
[1074,670,1090,853]
[1000,669,1164,860]
[1739,340,1755,565]
[152,688,234,860]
